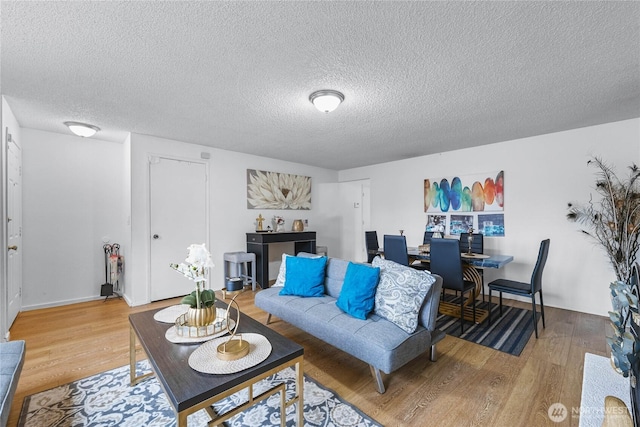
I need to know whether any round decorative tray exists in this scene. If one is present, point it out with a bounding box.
[175,308,230,338]
[188,333,272,374]
[165,318,235,344]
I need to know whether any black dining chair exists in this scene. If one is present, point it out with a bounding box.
[383,235,429,270]
[459,232,484,254]
[365,231,380,263]
[429,238,476,333]
[488,239,550,338]
[459,232,485,301]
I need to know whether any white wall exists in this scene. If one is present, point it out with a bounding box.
[128,133,339,306]
[340,118,640,316]
[21,129,125,309]
[17,118,640,315]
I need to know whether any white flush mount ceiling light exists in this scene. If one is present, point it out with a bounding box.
[309,90,344,113]
[64,121,100,137]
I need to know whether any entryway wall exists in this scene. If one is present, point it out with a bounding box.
[128,133,340,306]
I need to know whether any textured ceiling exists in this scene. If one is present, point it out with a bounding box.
[2,1,639,170]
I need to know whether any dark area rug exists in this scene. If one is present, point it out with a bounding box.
[19,360,382,427]
[436,294,535,356]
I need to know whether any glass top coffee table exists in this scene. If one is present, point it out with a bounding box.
[129,300,304,426]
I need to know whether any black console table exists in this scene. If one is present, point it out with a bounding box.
[246,231,316,288]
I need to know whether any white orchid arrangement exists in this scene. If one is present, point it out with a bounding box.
[273,216,285,225]
[170,243,216,309]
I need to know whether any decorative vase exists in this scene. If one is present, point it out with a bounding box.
[186,306,216,327]
[292,219,304,232]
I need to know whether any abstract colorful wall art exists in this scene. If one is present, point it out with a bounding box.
[424,170,504,213]
[247,169,311,210]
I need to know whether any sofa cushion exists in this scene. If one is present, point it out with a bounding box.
[273,253,323,287]
[280,255,327,297]
[372,256,436,333]
[336,262,380,320]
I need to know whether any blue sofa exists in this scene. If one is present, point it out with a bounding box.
[254,254,444,393]
[1,340,25,427]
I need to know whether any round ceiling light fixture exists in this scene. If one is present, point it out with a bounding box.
[64,121,101,137]
[309,90,344,113]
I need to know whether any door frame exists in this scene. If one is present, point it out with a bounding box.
[146,153,210,302]
[1,127,7,340]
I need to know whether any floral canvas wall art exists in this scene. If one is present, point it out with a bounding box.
[247,169,311,210]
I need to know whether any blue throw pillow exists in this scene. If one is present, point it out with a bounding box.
[336,262,381,320]
[280,256,327,297]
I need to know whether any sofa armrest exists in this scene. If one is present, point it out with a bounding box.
[0,340,26,427]
[418,274,442,331]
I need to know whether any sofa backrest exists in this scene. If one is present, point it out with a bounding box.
[324,257,350,299]
[296,252,442,332]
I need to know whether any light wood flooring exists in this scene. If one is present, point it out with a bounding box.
[7,290,608,426]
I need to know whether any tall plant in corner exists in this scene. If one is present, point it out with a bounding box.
[567,157,640,376]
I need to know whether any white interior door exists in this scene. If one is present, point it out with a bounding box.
[7,131,22,328]
[338,180,369,262]
[149,157,208,301]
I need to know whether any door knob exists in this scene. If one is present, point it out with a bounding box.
[8,245,17,251]
[153,234,160,240]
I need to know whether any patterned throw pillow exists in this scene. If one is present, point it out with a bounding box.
[372,256,436,333]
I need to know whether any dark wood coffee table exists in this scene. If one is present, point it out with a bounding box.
[129,300,304,426]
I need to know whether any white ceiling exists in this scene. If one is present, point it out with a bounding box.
[2,1,639,170]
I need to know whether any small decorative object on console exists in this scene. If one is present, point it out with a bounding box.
[292,219,304,232]
[273,216,285,232]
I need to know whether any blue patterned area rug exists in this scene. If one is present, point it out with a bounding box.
[436,295,535,356]
[19,360,381,427]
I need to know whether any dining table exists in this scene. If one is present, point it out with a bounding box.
[407,246,514,324]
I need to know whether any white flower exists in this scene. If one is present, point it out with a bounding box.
[184,243,214,270]
[170,243,213,283]
[170,243,216,308]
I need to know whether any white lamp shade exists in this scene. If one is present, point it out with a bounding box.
[309,90,344,113]
[64,121,100,137]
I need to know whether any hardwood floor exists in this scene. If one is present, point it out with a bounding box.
[7,291,608,426]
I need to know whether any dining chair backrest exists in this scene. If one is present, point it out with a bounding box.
[530,239,551,293]
[459,232,484,254]
[429,238,466,291]
[423,231,435,244]
[383,235,410,266]
[365,231,380,263]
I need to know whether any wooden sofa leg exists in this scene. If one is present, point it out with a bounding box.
[430,344,438,362]
[369,365,386,394]
[265,313,272,325]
